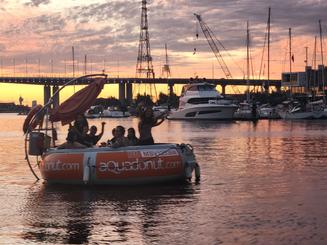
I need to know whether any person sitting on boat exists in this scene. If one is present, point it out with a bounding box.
[57,131,87,149]
[138,106,165,145]
[106,128,117,145]
[127,127,139,146]
[70,114,90,145]
[73,114,89,134]
[111,125,129,148]
[75,125,92,147]
[84,122,106,146]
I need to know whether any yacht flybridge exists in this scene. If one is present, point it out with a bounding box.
[167,83,238,120]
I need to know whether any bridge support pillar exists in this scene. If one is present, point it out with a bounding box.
[43,85,51,106]
[168,81,174,110]
[119,82,126,104]
[125,83,133,105]
[52,85,60,109]
[221,84,226,95]
[275,85,281,93]
[264,81,269,93]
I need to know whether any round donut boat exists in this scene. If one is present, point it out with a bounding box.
[23,75,200,185]
[39,143,199,185]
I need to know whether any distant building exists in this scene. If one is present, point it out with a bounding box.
[0,103,16,112]
[0,102,30,113]
[282,65,327,93]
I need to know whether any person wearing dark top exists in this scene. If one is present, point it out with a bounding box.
[111,126,129,148]
[70,114,89,146]
[84,122,106,146]
[138,106,165,145]
[107,128,117,146]
[127,127,139,146]
[76,125,91,147]
[73,114,89,134]
[57,131,87,149]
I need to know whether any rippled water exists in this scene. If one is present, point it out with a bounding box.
[1,113,327,244]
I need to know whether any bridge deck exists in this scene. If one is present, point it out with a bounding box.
[0,76,281,87]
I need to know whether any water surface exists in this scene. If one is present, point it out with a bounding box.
[0,113,327,244]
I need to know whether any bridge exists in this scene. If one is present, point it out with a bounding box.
[0,76,281,106]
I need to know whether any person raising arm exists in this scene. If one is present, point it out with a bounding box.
[138,106,165,145]
[84,122,106,146]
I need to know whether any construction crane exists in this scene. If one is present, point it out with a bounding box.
[194,13,232,79]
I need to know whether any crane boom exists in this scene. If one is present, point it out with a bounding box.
[194,13,232,79]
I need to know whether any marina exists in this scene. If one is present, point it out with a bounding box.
[1,0,327,244]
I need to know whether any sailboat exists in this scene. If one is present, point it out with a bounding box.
[234,21,259,120]
[278,24,327,119]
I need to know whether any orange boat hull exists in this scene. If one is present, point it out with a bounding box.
[39,144,192,185]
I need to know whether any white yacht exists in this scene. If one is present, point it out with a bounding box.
[258,104,280,119]
[167,83,238,120]
[233,102,259,120]
[85,105,103,118]
[102,106,130,118]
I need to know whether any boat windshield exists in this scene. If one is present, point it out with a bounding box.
[181,83,216,94]
[198,84,215,91]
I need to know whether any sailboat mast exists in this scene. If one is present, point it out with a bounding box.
[313,36,317,69]
[305,47,308,67]
[319,19,325,91]
[267,7,271,92]
[319,20,324,65]
[72,46,75,93]
[305,46,309,92]
[84,54,87,75]
[72,46,75,77]
[289,28,292,73]
[247,21,250,102]
[312,36,317,90]
[165,43,168,65]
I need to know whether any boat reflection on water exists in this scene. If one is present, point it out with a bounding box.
[21,183,198,244]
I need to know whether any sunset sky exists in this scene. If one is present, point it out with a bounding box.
[0,0,327,105]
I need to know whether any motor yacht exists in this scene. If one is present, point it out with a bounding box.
[85,105,103,118]
[258,104,280,119]
[167,83,237,120]
[233,101,259,120]
[102,106,130,118]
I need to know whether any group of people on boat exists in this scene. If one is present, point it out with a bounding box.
[58,104,165,149]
